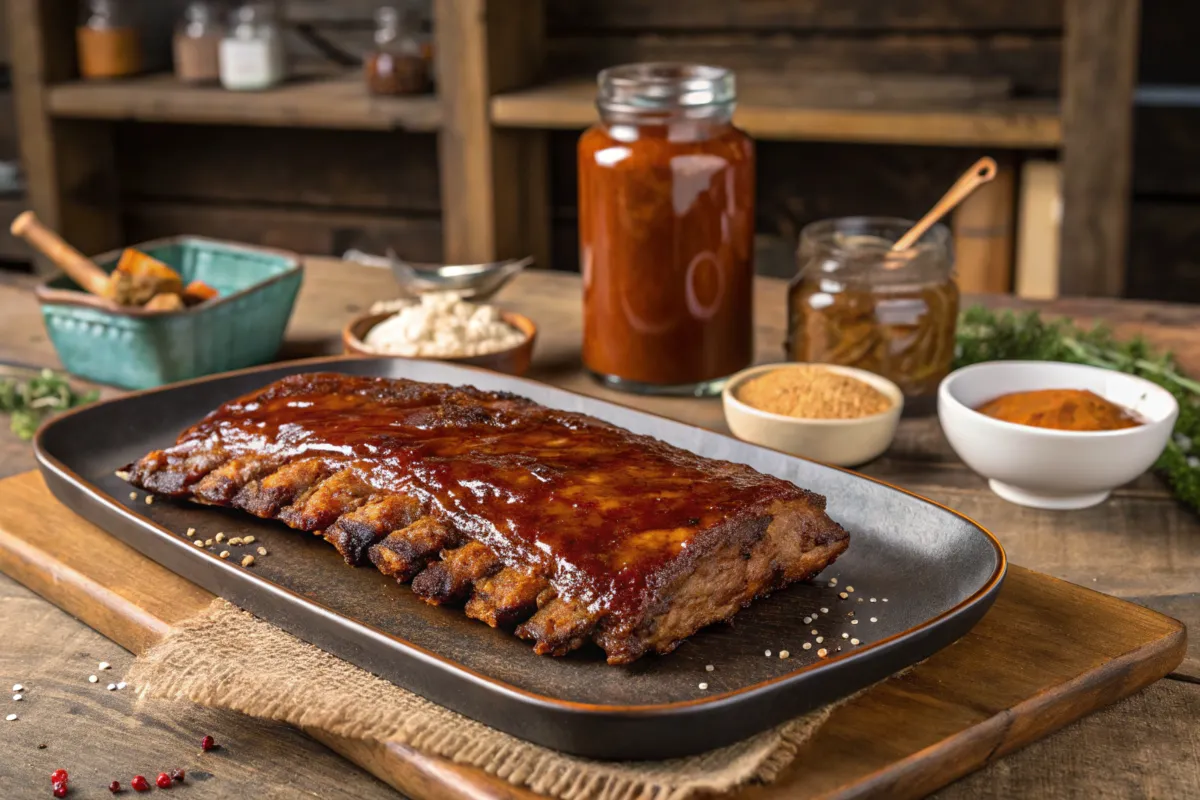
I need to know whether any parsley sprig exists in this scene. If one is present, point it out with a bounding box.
[954,306,1200,512]
[0,369,99,440]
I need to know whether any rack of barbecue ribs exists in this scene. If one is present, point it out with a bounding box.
[125,373,850,664]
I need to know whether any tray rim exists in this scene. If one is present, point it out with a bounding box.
[33,355,1008,717]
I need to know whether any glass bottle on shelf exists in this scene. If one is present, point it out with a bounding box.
[174,2,225,85]
[219,2,287,92]
[578,63,756,396]
[364,4,431,96]
[76,0,143,80]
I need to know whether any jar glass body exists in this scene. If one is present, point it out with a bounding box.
[174,2,224,84]
[77,0,142,79]
[219,2,286,91]
[787,217,958,403]
[579,63,756,396]
[364,4,431,95]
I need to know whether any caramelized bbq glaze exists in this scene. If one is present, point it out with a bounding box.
[133,373,812,619]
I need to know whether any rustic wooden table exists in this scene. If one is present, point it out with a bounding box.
[1,260,1197,799]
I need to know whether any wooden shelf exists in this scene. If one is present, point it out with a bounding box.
[46,72,442,132]
[491,78,1062,148]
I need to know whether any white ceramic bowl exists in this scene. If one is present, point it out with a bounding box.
[938,361,1178,509]
[722,363,904,467]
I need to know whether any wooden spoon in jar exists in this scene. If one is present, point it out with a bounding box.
[890,157,998,254]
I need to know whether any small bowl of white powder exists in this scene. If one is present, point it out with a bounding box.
[342,292,537,376]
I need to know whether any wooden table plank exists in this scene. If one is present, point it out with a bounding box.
[2,257,1199,798]
[0,471,1184,800]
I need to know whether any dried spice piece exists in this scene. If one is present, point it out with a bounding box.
[736,366,891,420]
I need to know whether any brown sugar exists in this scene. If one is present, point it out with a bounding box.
[737,366,892,420]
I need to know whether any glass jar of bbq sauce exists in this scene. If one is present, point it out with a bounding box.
[579,63,756,396]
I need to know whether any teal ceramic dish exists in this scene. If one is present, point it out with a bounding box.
[34,236,303,390]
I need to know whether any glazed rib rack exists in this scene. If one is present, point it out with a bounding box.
[125,373,849,664]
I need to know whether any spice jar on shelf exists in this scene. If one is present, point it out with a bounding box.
[364,4,431,96]
[219,2,287,91]
[786,217,959,406]
[174,2,224,85]
[579,63,756,396]
[76,0,142,80]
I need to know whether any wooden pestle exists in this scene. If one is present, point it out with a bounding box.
[10,211,111,296]
[891,157,998,253]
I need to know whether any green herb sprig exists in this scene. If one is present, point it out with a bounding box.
[0,369,99,440]
[954,306,1200,513]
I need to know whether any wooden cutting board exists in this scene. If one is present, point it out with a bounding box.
[0,470,1185,800]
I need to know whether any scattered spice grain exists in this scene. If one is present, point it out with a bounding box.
[219,551,230,559]
[193,539,204,547]
[243,536,256,544]
[870,617,878,622]
[12,693,21,701]
[5,713,17,721]
[241,555,255,567]
[764,649,772,657]
[205,539,214,547]
[228,537,243,546]
[88,675,97,683]
[705,664,714,672]
[186,528,196,536]
[12,684,22,692]
[851,638,860,645]
[838,592,848,599]
[828,578,838,587]
[128,492,137,501]
[214,532,225,543]
[779,650,790,659]
[736,366,891,420]
[802,642,812,650]
[817,648,828,658]
[257,546,267,556]
[98,662,110,670]
[144,495,154,505]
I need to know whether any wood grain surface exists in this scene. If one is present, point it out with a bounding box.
[2,258,1199,798]
[0,471,1184,800]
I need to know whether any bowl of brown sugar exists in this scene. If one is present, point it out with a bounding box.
[722,363,903,466]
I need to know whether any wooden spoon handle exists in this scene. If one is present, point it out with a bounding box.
[9,211,111,296]
[892,157,999,251]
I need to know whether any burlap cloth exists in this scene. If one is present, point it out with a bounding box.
[127,599,856,800]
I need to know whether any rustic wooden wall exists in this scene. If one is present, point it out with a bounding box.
[1125,0,1200,303]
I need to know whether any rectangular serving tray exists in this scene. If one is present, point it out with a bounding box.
[34,357,1006,760]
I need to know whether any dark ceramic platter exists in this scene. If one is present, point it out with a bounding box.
[34,357,1006,760]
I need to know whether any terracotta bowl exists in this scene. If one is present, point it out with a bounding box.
[341,309,538,377]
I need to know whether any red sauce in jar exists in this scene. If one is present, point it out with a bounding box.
[579,65,755,392]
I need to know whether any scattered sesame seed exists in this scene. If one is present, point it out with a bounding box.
[851,638,860,645]
[228,537,243,546]
[129,492,137,501]
[811,629,818,635]
[215,532,225,542]
[820,607,829,613]
[193,539,204,547]
[802,642,812,650]
[842,632,849,639]
[870,617,878,622]
[106,683,116,691]
[257,546,267,556]
[764,649,772,657]
[815,636,824,643]
[219,550,230,559]
[705,664,714,672]
[99,662,110,670]
[857,598,863,602]
[870,598,877,603]
[846,586,855,593]
[186,528,196,536]
[88,675,98,683]
[828,578,838,587]
[851,619,859,625]
[241,555,255,567]
[145,495,154,505]
[205,539,214,547]
[838,592,848,599]
[117,682,126,690]
[817,648,828,658]
[6,714,17,721]
[779,650,789,659]
[883,598,888,602]
[243,535,256,544]
[803,616,812,624]
[698,682,708,690]
[11,684,22,692]
[12,694,21,701]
